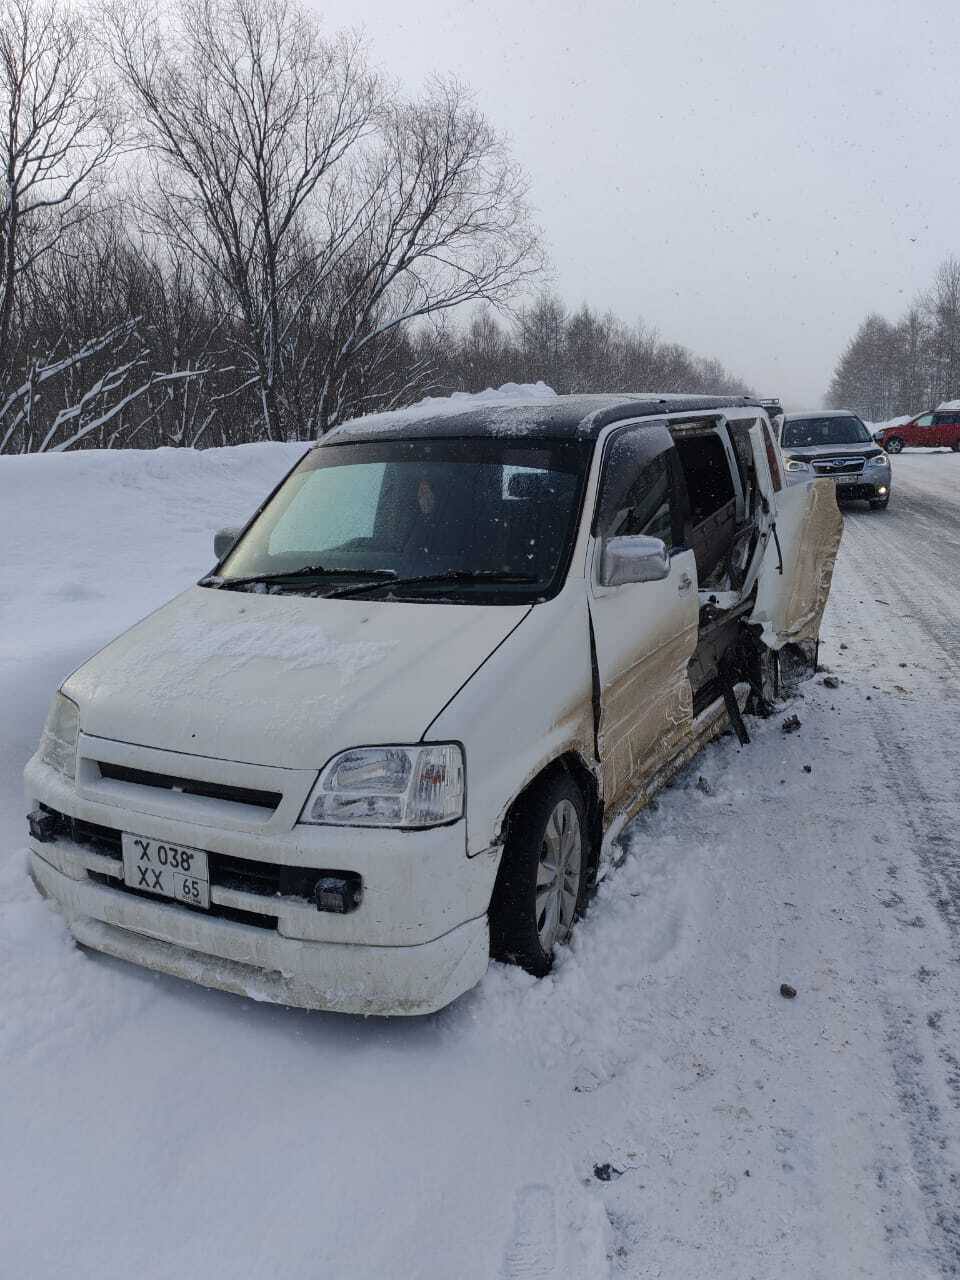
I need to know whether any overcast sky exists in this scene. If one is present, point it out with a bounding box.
[315,0,960,408]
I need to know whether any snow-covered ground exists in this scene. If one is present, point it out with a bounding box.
[3,438,960,1279]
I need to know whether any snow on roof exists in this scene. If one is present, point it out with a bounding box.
[936,399,960,411]
[327,382,558,438]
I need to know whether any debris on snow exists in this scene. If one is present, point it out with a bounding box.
[822,675,840,689]
[781,714,802,734]
[780,984,798,999]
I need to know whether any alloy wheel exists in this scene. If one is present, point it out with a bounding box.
[535,798,582,951]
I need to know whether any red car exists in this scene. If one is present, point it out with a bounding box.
[878,406,960,453]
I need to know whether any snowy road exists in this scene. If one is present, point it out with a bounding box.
[2,446,960,1279]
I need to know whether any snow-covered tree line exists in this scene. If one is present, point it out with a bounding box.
[0,0,747,454]
[827,257,960,420]
[429,297,750,399]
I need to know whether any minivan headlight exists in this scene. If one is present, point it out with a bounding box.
[39,693,79,780]
[300,744,464,828]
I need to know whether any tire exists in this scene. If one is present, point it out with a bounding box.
[870,498,889,510]
[884,436,904,454]
[489,772,589,976]
[951,441,960,453]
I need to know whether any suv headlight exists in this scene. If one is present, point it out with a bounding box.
[39,692,79,780]
[865,454,889,467]
[784,457,811,473]
[300,744,464,828]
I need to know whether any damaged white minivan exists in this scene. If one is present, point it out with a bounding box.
[25,395,842,1015]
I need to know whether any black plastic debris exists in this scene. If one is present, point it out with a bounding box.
[781,714,802,734]
[822,675,840,689]
[593,1163,623,1182]
[779,983,797,999]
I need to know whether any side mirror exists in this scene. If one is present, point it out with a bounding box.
[599,534,670,587]
[214,527,241,561]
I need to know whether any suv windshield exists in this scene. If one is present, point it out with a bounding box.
[782,416,871,447]
[212,437,592,603]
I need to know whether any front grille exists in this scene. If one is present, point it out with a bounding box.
[38,806,123,859]
[39,805,361,917]
[211,852,326,900]
[812,455,864,476]
[86,871,278,930]
[97,762,281,811]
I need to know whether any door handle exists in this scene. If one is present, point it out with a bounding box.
[678,572,693,592]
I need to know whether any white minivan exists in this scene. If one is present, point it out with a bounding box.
[25,394,842,1015]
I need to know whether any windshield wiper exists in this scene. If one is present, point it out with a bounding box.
[204,565,397,590]
[327,570,539,599]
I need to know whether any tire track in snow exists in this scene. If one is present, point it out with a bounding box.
[501,1185,558,1279]
[829,467,960,1276]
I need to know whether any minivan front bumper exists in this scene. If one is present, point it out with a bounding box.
[24,746,496,1015]
[29,850,489,1015]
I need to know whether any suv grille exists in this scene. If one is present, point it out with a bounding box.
[97,762,281,811]
[811,454,864,476]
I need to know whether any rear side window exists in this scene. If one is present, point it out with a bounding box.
[671,432,736,524]
[934,412,960,426]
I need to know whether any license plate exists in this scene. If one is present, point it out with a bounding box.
[831,471,861,483]
[122,833,210,909]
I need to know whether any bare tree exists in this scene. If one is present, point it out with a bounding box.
[828,258,960,418]
[106,0,544,437]
[0,318,203,453]
[309,78,544,430]
[0,0,118,372]
[104,0,380,440]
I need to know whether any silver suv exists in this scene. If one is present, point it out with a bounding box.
[781,411,891,510]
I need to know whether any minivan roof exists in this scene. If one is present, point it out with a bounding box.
[322,393,763,445]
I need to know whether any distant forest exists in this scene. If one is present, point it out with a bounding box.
[828,257,960,421]
[0,0,747,454]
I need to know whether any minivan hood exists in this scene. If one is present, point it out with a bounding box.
[65,586,530,769]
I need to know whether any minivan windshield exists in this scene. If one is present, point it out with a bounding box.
[211,437,592,603]
[781,415,872,447]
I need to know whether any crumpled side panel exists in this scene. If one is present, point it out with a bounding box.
[751,480,843,649]
[597,616,697,811]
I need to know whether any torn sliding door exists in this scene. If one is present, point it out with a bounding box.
[750,478,843,650]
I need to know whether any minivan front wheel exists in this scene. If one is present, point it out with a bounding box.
[489,774,588,976]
